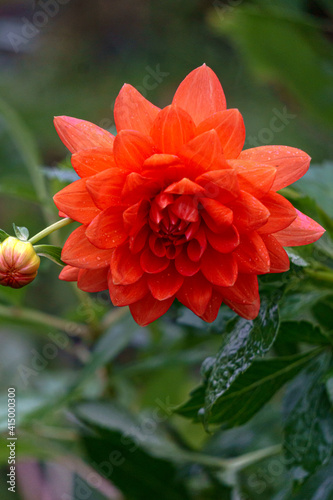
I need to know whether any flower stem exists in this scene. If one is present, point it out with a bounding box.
[29,218,74,245]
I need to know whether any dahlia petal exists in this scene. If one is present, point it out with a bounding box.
[172,64,226,125]
[261,235,290,273]
[170,195,199,222]
[71,148,117,178]
[187,227,207,261]
[205,225,240,253]
[59,265,80,282]
[224,296,260,320]
[77,267,109,292]
[228,160,277,198]
[143,154,179,168]
[129,293,174,326]
[228,191,270,232]
[215,273,259,304]
[122,173,161,204]
[258,192,297,234]
[196,169,239,204]
[53,179,100,224]
[111,245,143,285]
[201,248,238,286]
[148,263,184,300]
[164,178,206,195]
[200,290,223,322]
[108,275,148,306]
[114,84,160,135]
[179,130,228,176]
[176,273,212,316]
[54,116,114,153]
[175,247,201,276]
[85,169,126,210]
[196,109,245,159]
[85,206,127,249]
[233,232,270,274]
[274,209,325,246]
[149,234,166,257]
[140,248,169,273]
[62,225,113,269]
[150,105,196,155]
[201,198,233,231]
[113,130,155,172]
[123,201,149,233]
[239,146,310,191]
[130,225,150,254]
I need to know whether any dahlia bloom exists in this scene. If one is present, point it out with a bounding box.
[0,237,40,288]
[54,65,325,326]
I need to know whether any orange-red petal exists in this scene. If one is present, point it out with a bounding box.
[110,244,143,285]
[148,263,184,300]
[224,296,260,320]
[150,105,196,155]
[86,207,127,249]
[274,209,325,246]
[78,267,108,292]
[179,130,228,175]
[85,169,126,210]
[233,232,270,274]
[228,191,270,233]
[114,84,160,135]
[59,265,80,282]
[54,116,114,153]
[229,160,276,198]
[172,64,226,125]
[196,109,245,159]
[62,225,113,269]
[258,192,297,234]
[239,146,310,191]
[53,179,100,224]
[201,247,238,286]
[261,234,290,273]
[71,148,117,178]
[129,293,174,326]
[113,130,155,172]
[176,273,212,316]
[200,290,223,322]
[215,273,259,304]
[108,275,148,306]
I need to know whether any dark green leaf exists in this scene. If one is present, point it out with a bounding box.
[0,229,9,243]
[73,401,191,500]
[283,352,333,484]
[290,456,333,500]
[33,244,64,266]
[204,296,280,422]
[12,223,29,241]
[177,349,322,427]
[278,321,331,346]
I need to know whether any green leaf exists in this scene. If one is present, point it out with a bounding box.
[73,401,191,500]
[203,296,280,423]
[177,349,322,427]
[33,244,64,266]
[283,352,333,484]
[12,223,29,241]
[278,321,331,346]
[0,229,9,243]
[290,456,333,500]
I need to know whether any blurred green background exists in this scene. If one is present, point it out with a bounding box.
[0,0,332,499]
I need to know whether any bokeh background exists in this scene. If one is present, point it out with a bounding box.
[0,1,332,499]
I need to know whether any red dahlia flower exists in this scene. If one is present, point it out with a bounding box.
[54,65,325,326]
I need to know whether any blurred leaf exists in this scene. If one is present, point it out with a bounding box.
[34,244,64,266]
[278,321,331,346]
[209,6,333,128]
[12,223,29,241]
[294,162,333,217]
[203,296,280,423]
[283,352,333,485]
[74,401,191,500]
[0,229,9,243]
[289,456,333,499]
[177,348,322,426]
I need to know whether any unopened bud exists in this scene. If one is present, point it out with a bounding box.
[0,237,40,288]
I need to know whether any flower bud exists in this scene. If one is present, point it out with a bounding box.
[0,237,40,289]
